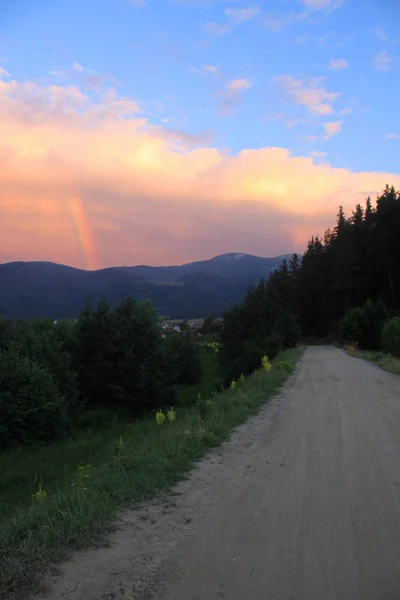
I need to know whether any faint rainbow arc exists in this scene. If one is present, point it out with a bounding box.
[66,197,98,271]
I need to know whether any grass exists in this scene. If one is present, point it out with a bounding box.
[347,348,400,375]
[0,347,303,599]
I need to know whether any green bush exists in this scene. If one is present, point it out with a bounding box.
[382,317,400,357]
[74,298,175,412]
[340,299,389,349]
[0,348,68,450]
[163,332,202,386]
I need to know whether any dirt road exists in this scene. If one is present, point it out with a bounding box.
[40,347,400,600]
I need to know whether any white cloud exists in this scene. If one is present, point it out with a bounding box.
[202,64,220,75]
[373,50,391,71]
[317,31,350,47]
[301,135,318,143]
[338,107,351,115]
[191,64,220,76]
[386,133,400,140]
[71,62,85,72]
[0,67,11,79]
[265,12,308,32]
[323,120,342,140]
[203,21,230,35]
[218,78,252,115]
[329,58,349,71]
[298,0,342,11]
[50,63,119,89]
[226,78,251,93]
[373,28,390,42]
[225,6,259,23]
[310,151,326,157]
[275,75,340,116]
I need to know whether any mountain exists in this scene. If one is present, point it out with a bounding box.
[0,253,289,319]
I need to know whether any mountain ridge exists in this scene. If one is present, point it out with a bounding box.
[0,253,290,319]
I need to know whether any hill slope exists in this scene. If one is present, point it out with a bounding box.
[0,253,288,319]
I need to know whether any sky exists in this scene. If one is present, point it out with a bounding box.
[0,0,399,269]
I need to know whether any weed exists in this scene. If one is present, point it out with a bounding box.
[155,410,165,426]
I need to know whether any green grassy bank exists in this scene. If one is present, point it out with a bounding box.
[347,349,400,375]
[0,347,302,599]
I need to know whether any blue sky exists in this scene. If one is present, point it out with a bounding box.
[2,0,399,171]
[0,0,399,267]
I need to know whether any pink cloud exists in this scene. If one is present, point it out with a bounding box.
[275,75,340,116]
[0,72,399,269]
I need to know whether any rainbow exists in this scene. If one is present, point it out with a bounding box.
[66,196,98,271]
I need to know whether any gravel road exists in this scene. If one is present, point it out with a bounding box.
[40,347,400,600]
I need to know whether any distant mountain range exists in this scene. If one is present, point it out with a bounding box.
[0,253,289,319]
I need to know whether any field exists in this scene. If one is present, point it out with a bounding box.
[0,347,302,599]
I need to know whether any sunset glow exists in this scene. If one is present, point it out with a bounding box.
[1,0,399,268]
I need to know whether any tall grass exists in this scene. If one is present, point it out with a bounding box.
[0,348,302,599]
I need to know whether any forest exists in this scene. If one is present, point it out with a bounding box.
[221,185,400,379]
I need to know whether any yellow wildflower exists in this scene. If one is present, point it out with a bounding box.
[34,484,47,504]
[156,410,165,426]
[261,355,272,372]
[167,407,176,423]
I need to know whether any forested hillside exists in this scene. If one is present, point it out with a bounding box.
[0,253,287,319]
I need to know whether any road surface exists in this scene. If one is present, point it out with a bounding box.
[41,347,400,600]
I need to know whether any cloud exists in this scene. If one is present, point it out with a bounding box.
[203,21,230,35]
[301,134,318,143]
[310,151,326,157]
[275,75,340,116]
[373,28,393,43]
[323,120,342,140]
[50,62,120,90]
[265,12,308,32]
[338,107,351,115]
[226,78,251,93]
[202,64,220,75]
[298,0,342,11]
[0,67,11,78]
[317,31,350,47]
[373,50,391,71]
[1,71,399,269]
[225,5,259,23]
[329,58,349,71]
[387,133,400,140]
[218,78,252,115]
[191,64,220,75]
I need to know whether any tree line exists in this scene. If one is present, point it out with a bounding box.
[221,185,400,379]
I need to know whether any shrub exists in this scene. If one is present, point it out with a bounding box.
[163,332,202,386]
[340,299,389,349]
[0,348,68,450]
[74,298,175,412]
[382,317,400,357]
